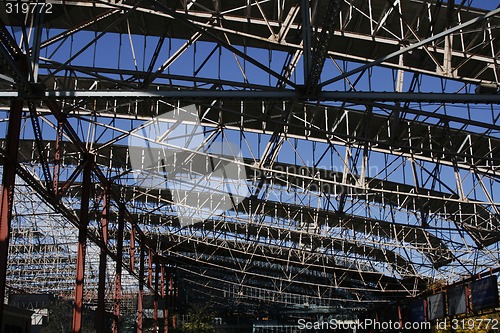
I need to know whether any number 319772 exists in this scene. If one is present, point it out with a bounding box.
[6,2,53,14]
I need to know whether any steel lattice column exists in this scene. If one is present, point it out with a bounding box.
[0,100,23,329]
[72,159,92,333]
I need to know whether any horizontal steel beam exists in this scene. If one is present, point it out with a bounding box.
[1,90,499,103]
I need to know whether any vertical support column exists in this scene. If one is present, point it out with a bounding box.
[173,272,178,313]
[112,206,125,333]
[29,10,44,83]
[443,0,455,77]
[396,54,405,93]
[96,187,109,333]
[161,265,168,333]
[465,284,471,313]
[397,304,403,327]
[72,159,92,333]
[423,299,428,322]
[0,100,23,329]
[171,272,177,332]
[154,258,159,333]
[130,226,135,272]
[391,54,404,142]
[148,248,153,288]
[168,272,174,310]
[172,314,177,330]
[136,241,145,333]
[360,106,372,188]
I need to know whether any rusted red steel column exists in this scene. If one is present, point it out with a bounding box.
[465,285,471,313]
[72,159,92,333]
[0,100,23,329]
[148,248,153,288]
[172,311,177,330]
[130,226,135,272]
[95,187,109,333]
[137,241,145,333]
[154,258,160,333]
[161,265,168,333]
[397,304,403,328]
[112,205,125,333]
[168,272,173,309]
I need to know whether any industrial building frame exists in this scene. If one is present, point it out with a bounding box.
[0,0,498,332]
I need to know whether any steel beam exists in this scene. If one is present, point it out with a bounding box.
[29,11,44,83]
[112,206,125,333]
[130,226,135,273]
[148,248,153,288]
[149,0,298,89]
[72,159,92,333]
[52,121,63,195]
[306,0,342,94]
[0,144,150,289]
[301,0,312,85]
[154,258,159,333]
[161,265,168,333]
[0,100,23,329]
[173,273,178,311]
[137,242,145,333]
[319,7,500,88]
[398,304,403,327]
[0,143,162,313]
[5,1,499,85]
[0,0,498,313]
[1,90,497,103]
[96,187,109,333]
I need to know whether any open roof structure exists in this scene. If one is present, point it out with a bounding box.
[0,0,498,331]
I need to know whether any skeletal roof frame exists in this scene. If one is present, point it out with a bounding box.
[0,0,499,330]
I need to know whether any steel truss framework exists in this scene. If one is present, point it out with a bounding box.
[0,0,498,331]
